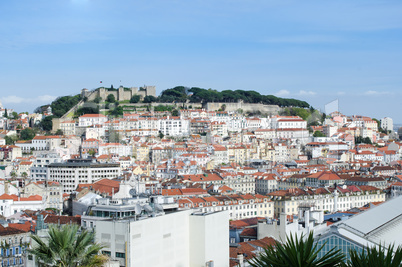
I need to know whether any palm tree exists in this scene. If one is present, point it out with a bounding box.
[248,232,345,267]
[346,244,402,267]
[29,224,107,267]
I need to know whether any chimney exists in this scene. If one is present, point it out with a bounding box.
[237,253,244,266]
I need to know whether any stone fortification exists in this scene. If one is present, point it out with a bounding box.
[81,85,156,102]
[203,101,280,115]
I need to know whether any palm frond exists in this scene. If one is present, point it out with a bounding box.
[248,232,345,267]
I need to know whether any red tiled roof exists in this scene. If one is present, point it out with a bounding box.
[0,194,42,201]
[8,221,36,233]
[0,225,27,236]
[44,215,81,225]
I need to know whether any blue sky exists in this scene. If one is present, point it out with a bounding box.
[1,0,402,122]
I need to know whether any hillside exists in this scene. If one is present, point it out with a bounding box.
[36,86,314,131]
[159,86,310,108]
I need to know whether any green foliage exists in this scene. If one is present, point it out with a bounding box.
[29,224,107,267]
[346,244,402,267]
[108,129,121,143]
[171,109,179,116]
[4,135,18,145]
[55,129,64,135]
[50,95,82,118]
[373,118,387,134]
[106,94,116,103]
[75,106,100,117]
[143,95,157,103]
[153,105,175,112]
[313,131,326,137]
[248,232,345,267]
[186,87,310,108]
[291,107,311,120]
[321,113,326,124]
[93,96,102,104]
[159,86,188,102]
[20,128,36,140]
[88,149,96,157]
[110,106,123,117]
[40,116,54,132]
[129,95,141,103]
[355,136,372,145]
[12,111,19,119]
[158,131,164,139]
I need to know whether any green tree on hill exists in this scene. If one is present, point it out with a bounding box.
[171,109,179,116]
[313,131,326,137]
[93,96,102,104]
[40,116,54,132]
[20,128,36,140]
[4,135,18,145]
[50,95,82,118]
[110,106,123,117]
[106,94,116,103]
[130,95,141,103]
[143,95,157,103]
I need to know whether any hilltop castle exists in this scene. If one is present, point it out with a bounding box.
[81,85,156,102]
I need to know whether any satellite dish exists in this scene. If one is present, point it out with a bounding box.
[135,204,142,215]
[129,189,136,196]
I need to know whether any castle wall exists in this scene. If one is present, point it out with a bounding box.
[204,102,280,115]
[145,85,156,97]
[83,86,156,102]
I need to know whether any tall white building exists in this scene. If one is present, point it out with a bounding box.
[78,114,107,127]
[159,116,190,136]
[381,117,393,132]
[30,153,63,181]
[47,159,120,193]
[82,209,229,267]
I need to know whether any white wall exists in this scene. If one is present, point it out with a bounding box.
[94,210,229,267]
[189,211,229,267]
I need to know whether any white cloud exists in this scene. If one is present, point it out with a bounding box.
[1,95,56,104]
[37,95,57,102]
[364,90,390,96]
[275,90,290,97]
[337,91,346,95]
[1,96,26,104]
[298,90,316,96]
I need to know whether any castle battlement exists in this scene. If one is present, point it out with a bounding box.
[82,85,156,102]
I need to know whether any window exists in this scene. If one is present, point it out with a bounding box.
[102,251,111,256]
[116,252,125,258]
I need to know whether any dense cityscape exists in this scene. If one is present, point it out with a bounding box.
[2,1,402,266]
[0,85,401,266]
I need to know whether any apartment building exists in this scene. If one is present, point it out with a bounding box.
[47,159,120,193]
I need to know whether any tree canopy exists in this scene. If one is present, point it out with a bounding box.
[143,95,157,103]
[157,86,310,108]
[40,116,54,132]
[29,224,107,267]
[106,94,116,103]
[20,128,36,140]
[51,95,82,118]
[129,95,141,103]
[313,131,326,137]
[249,232,345,267]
